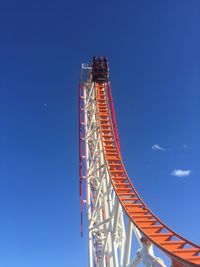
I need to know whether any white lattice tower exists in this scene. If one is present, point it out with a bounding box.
[79,60,200,267]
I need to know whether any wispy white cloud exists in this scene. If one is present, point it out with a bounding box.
[171,169,191,177]
[152,144,167,151]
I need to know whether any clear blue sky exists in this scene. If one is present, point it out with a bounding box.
[0,0,200,266]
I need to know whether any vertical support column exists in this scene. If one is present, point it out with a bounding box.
[84,84,94,267]
[123,219,133,267]
[79,82,83,237]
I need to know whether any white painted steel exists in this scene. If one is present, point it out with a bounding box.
[80,64,167,267]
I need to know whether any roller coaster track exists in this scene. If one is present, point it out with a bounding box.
[79,58,200,267]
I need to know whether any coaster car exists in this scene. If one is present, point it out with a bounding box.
[92,57,109,83]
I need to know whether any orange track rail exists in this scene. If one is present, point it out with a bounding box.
[96,82,200,267]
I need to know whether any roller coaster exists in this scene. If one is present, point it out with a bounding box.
[79,57,200,267]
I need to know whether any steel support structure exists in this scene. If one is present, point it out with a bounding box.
[80,65,167,267]
[79,61,200,267]
[81,79,125,267]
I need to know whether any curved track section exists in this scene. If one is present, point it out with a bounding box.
[80,58,200,267]
[96,82,200,267]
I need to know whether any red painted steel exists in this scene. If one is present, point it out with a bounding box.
[107,81,121,152]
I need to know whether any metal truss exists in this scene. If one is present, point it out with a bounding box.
[82,80,125,266]
[79,62,200,267]
[80,66,166,267]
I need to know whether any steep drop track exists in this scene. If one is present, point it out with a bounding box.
[96,82,200,267]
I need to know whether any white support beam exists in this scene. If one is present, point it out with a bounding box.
[123,219,133,267]
[81,64,167,267]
